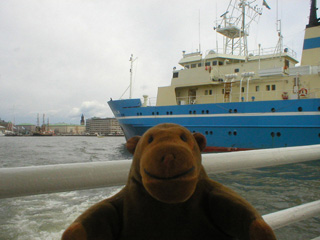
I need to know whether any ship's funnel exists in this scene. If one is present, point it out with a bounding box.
[301,0,320,66]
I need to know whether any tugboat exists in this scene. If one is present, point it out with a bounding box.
[108,0,320,152]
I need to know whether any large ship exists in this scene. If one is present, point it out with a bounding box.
[108,0,320,152]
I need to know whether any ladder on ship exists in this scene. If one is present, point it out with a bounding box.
[224,82,232,102]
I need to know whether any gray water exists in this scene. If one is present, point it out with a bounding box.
[0,136,319,240]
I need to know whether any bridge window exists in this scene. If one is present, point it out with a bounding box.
[191,63,197,68]
[173,72,179,78]
[212,61,217,66]
[205,62,211,66]
[256,86,260,92]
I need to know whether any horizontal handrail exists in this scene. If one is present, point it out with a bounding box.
[0,144,319,236]
[263,200,320,230]
[310,237,320,240]
[1,144,320,199]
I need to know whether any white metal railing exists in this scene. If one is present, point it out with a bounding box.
[0,144,319,237]
[204,45,297,59]
[263,200,320,230]
[1,144,320,199]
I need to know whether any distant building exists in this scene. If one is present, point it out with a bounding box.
[86,117,123,135]
[17,123,36,134]
[51,123,86,135]
[80,114,85,125]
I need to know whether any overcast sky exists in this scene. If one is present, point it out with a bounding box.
[0,0,312,124]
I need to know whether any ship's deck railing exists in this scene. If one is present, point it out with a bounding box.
[1,145,320,238]
[204,46,297,59]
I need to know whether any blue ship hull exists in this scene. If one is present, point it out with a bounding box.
[108,98,320,151]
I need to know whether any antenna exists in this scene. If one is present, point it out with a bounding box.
[274,0,283,56]
[198,9,201,52]
[129,54,137,99]
[214,0,262,57]
[215,1,219,52]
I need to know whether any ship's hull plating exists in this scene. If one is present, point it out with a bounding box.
[108,98,320,151]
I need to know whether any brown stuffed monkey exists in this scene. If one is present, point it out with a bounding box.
[62,123,276,240]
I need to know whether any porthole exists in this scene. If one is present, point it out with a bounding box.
[233,131,237,136]
[206,110,209,114]
[271,108,275,112]
[193,110,196,114]
[156,112,159,115]
[228,131,232,136]
[205,131,208,135]
[234,109,238,113]
[298,107,303,112]
[277,132,281,137]
[202,110,205,114]
[166,112,169,115]
[210,131,213,135]
[170,111,173,115]
[189,110,192,114]
[229,109,232,113]
[271,132,275,137]
[318,107,320,111]
[152,112,155,115]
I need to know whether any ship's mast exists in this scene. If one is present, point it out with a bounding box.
[307,0,320,28]
[129,54,137,99]
[214,0,263,58]
[274,0,283,56]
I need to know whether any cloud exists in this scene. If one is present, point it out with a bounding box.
[70,100,109,120]
[0,0,311,124]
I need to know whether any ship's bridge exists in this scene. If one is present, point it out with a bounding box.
[178,50,247,69]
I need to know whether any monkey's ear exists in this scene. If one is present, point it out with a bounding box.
[193,133,207,152]
[126,136,141,154]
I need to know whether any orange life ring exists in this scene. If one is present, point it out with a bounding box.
[299,88,308,97]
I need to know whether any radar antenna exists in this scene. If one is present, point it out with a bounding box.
[214,0,263,58]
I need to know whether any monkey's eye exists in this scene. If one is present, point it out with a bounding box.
[148,136,153,143]
[180,134,187,142]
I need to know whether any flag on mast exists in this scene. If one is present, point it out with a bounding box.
[262,0,271,10]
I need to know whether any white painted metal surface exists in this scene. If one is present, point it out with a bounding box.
[1,144,320,199]
[202,144,320,173]
[263,200,320,229]
[0,160,131,199]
